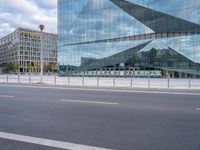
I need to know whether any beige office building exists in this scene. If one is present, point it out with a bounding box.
[0,27,57,73]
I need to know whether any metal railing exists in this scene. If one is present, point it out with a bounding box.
[0,74,200,89]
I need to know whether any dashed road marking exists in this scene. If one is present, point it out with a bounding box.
[60,99,119,105]
[0,95,15,98]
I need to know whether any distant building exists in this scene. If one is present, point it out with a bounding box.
[0,27,57,73]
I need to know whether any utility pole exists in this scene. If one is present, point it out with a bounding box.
[39,25,45,83]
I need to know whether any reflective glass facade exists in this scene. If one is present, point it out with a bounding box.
[58,0,200,77]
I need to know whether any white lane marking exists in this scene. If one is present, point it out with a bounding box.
[0,84,200,96]
[195,108,200,111]
[0,95,15,98]
[0,132,113,150]
[60,99,119,105]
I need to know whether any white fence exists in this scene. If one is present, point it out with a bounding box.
[0,74,200,89]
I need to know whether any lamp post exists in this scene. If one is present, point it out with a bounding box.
[39,25,45,83]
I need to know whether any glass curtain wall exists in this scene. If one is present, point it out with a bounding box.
[58,0,200,78]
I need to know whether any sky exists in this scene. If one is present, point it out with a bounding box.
[0,0,57,38]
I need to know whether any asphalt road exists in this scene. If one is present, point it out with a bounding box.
[0,84,200,150]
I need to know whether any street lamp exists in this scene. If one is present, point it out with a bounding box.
[39,24,45,83]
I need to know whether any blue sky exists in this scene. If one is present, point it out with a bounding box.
[0,0,57,38]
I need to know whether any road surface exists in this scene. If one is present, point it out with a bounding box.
[0,84,200,150]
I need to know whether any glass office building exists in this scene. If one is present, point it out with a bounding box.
[58,0,200,78]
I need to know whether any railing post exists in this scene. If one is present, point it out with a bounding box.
[18,73,20,83]
[148,76,150,88]
[68,73,70,86]
[97,77,99,86]
[167,77,170,88]
[113,69,116,87]
[129,67,132,87]
[29,73,31,84]
[132,68,135,87]
[130,77,133,87]
[188,78,191,89]
[6,74,8,83]
[82,73,84,86]
[54,73,56,85]
[96,70,99,86]
[113,76,115,87]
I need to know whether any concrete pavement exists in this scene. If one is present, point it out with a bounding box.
[0,84,200,150]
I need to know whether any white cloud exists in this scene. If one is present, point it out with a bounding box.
[33,0,57,9]
[0,0,57,38]
[3,0,39,14]
[0,23,15,37]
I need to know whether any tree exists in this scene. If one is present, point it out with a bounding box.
[44,64,51,73]
[2,64,9,73]
[51,63,57,73]
[12,63,19,73]
[2,63,19,73]
[33,63,40,72]
[26,63,31,73]
[3,63,13,73]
